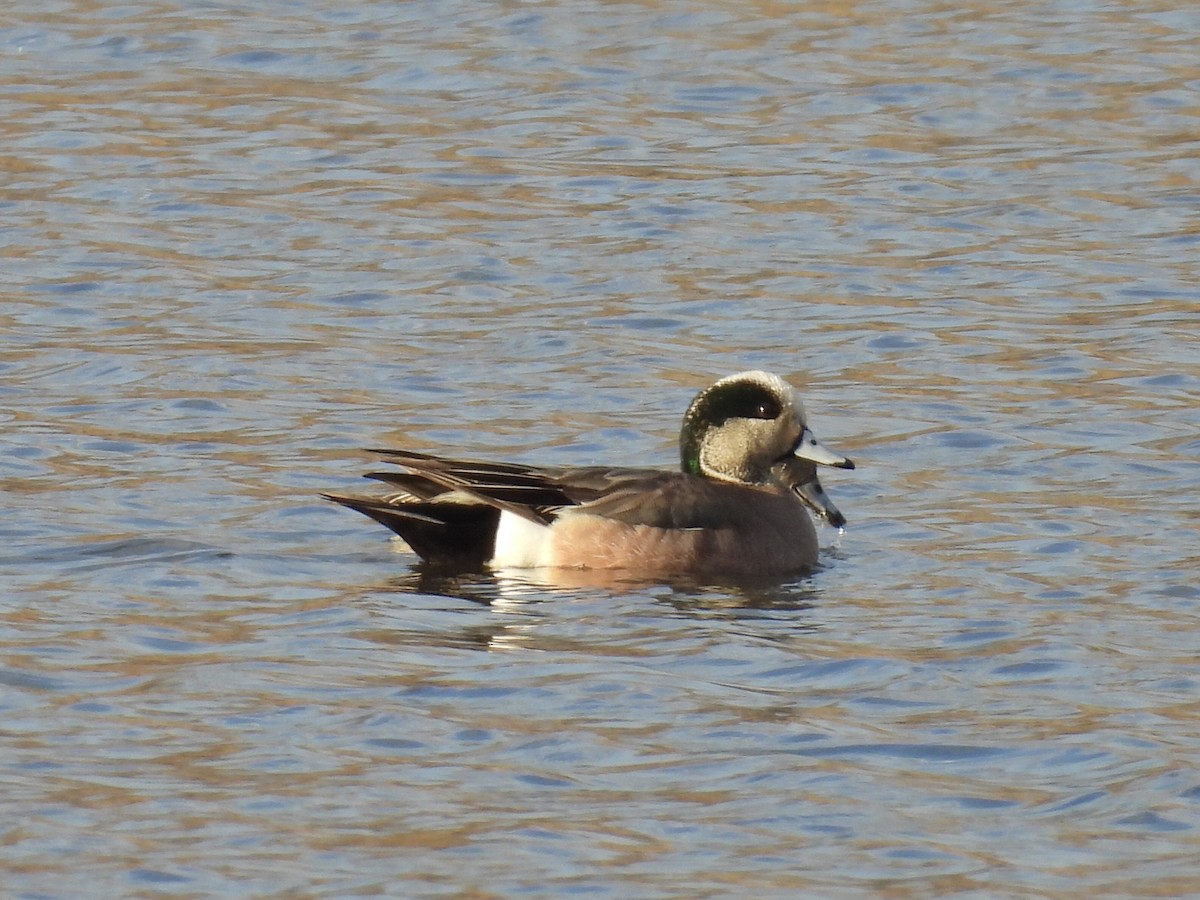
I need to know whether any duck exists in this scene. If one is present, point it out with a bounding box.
[323,370,854,576]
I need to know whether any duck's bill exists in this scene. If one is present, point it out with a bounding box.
[793,472,847,529]
[793,427,855,470]
[773,455,848,528]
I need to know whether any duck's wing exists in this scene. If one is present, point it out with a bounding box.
[365,449,582,525]
[564,470,759,530]
[365,450,714,528]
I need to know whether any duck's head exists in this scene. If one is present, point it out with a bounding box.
[680,370,854,524]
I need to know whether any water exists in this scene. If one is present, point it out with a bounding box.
[3,0,1199,895]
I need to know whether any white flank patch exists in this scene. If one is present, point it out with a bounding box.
[491,511,549,568]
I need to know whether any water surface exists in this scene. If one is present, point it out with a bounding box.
[3,0,1199,896]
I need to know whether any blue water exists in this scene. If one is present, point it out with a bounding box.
[2,0,1199,895]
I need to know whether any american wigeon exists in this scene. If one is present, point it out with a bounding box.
[324,370,854,576]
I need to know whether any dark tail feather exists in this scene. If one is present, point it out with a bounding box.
[322,493,500,568]
[364,471,448,501]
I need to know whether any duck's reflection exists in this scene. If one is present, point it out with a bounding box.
[392,560,822,606]
[365,559,824,653]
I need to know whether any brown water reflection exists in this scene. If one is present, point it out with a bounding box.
[3,0,1199,895]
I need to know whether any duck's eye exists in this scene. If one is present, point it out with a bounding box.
[752,398,781,419]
